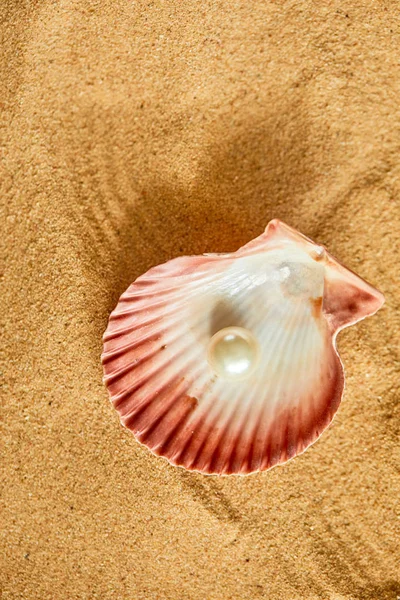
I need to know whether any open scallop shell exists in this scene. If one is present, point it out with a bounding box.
[102,220,384,475]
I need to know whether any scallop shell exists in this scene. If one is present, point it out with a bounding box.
[102,220,384,475]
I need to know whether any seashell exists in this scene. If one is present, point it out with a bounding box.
[102,220,384,475]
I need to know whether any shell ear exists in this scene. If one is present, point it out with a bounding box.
[323,256,385,333]
[265,219,308,243]
[264,219,320,251]
[262,221,385,332]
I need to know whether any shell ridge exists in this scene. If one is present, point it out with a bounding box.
[183,377,251,472]
[103,315,165,341]
[111,297,177,318]
[109,302,178,322]
[121,353,205,431]
[136,379,195,445]
[258,301,310,468]
[107,341,189,398]
[120,377,175,424]
[261,298,310,467]
[206,292,284,474]
[280,308,315,462]
[199,388,248,473]
[164,369,216,460]
[258,298,313,468]
[221,308,281,473]
[156,369,220,466]
[139,363,209,451]
[130,377,192,438]
[154,383,207,458]
[102,330,169,363]
[171,391,225,468]
[290,307,319,454]
[231,295,296,472]
[247,302,290,468]
[124,269,222,297]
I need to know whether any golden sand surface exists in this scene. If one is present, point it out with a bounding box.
[1,1,399,599]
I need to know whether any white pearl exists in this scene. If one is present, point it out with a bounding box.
[207,327,260,381]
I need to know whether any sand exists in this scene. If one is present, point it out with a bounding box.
[1,1,399,599]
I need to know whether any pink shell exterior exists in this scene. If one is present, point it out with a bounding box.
[102,220,384,475]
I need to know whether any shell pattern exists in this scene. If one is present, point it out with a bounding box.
[102,220,384,475]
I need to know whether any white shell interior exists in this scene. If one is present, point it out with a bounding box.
[179,249,328,434]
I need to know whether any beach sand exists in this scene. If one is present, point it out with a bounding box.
[1,1,399,599]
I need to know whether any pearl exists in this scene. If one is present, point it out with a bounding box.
[207,327,260,381]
